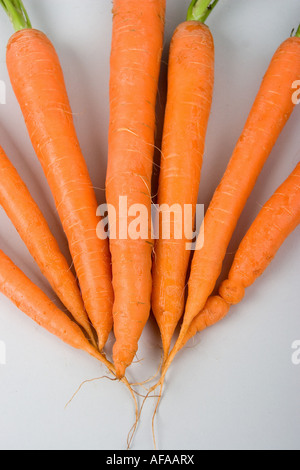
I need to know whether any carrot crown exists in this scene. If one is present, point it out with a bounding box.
[187,0,220,23]
[0,0,32,31]
[295,24,300,38]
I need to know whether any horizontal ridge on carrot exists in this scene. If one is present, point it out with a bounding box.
[107,0,166,378]
[167,21,300,367]
[152,0,217,359]
[182,161,300,348]
[0,145,95,345]
[1,0,114,349]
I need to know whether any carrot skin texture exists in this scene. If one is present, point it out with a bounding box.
[178,36,300,344]
[181,296,229,349]
[152,21,214,357]
[0,146,96,344]
[0,249,113,369]
[219,161,300,304]
[107,0,166,377]
[6,29,114,349]
[184,162,300,346]
[0,249,138,422]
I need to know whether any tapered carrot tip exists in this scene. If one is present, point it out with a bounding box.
[219,279,245,305]
[113,344,136,379]
[114,360,127,380]
[97,330,110,352]
[160,323,177,361]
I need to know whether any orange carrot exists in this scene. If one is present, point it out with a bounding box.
[148,161,300,440]
[183,161,300,347]
[2,1,113,349]
[0,145,96,345]
[152,0,216,359]
[219,162,300,304]
[167,24,300,366]
[0,248,112,368]
[0,246,139,431]
[182,296,229,348]
[107,0,166,377]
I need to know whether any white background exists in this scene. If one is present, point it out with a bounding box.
[0,0,299,450]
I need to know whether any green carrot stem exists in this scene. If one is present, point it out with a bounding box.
[187,0,220,23]
[0,0,32,31]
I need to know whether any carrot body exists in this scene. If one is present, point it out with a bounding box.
[171,35,300,358]
[183,162,300,348]
[0,248,112,368]
[107,0,166,377]
[219,161,300,304]
[6,29,113,349]
[152,21,214,357]
[0,146,96,343]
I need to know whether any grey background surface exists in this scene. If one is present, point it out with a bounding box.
[0,0,299,450]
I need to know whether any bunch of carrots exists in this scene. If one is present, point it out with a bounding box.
[0,0,299,447]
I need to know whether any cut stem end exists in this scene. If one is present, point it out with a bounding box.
[187,0,220,23]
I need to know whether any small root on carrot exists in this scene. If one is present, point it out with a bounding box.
[130,351,163,388]
[152,383,163,450]
[65,375,117,409]
[132,356,144,365]
[123,376,140,449]
[65,374,140,449]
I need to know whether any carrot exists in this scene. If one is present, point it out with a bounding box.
[0,145,96,345]
[182,161,300,348]
[182,296,229,349]
[166,22,300,367]
[152,0,217,359]
[107,0,166,378]
[219,162,300,304]
[0,246,139,436]
[149,161,300,445]
[0,247,112,368]
[1,0,114,349]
